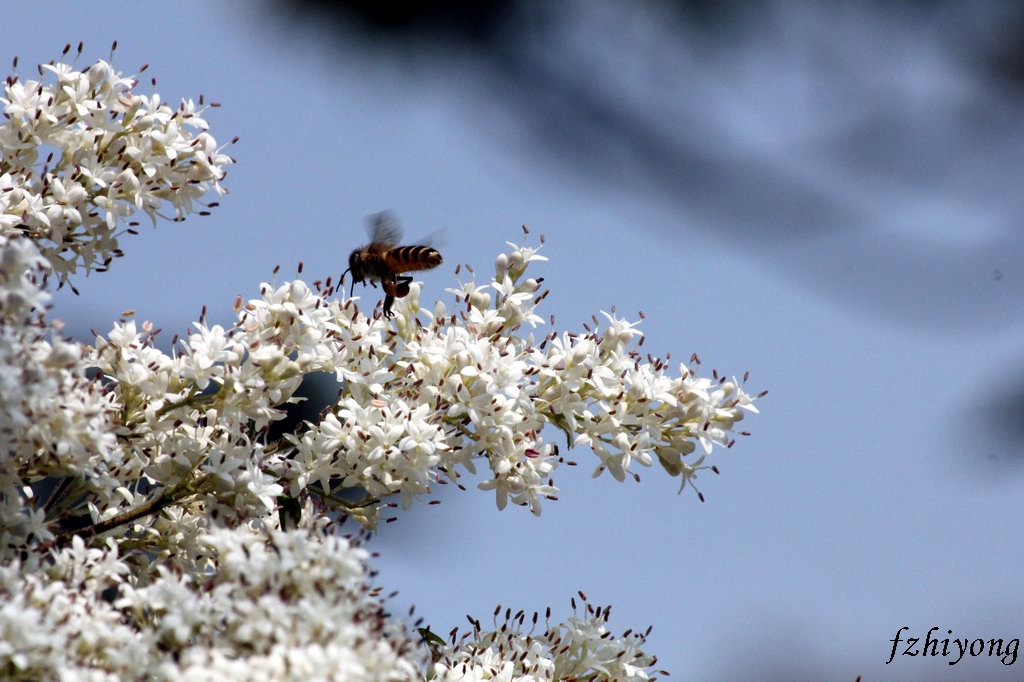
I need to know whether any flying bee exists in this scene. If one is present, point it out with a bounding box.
[342,211,443,318]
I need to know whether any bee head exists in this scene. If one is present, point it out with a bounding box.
[348,249,365,280]
[342,248,365,297]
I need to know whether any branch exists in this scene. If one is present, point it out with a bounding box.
[48,473,210,548]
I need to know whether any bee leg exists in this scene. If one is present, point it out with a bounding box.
[394,275,413,298]
[382,293,396,318]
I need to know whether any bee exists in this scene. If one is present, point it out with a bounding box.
[342,211,443,317]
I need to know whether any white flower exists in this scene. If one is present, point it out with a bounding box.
[182,324,239,389]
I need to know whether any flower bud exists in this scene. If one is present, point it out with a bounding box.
[88,60,111,86]
[470,290,491,310]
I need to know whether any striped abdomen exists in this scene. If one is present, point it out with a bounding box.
[383,245,443,273]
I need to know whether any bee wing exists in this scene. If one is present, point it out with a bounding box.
[366,211,403,246]
[412,227,446,249]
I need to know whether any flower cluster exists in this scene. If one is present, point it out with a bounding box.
[429,594,661,681]
[0,44,234,284]
[81,239,759,544]
[0,51,764,680]
[1,523,424,680]
[0,233,115,551]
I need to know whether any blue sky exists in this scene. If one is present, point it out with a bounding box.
[7,1,1024,679]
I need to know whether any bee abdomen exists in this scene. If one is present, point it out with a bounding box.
[386,245,443,273]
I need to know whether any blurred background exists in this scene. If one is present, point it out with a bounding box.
[7,1,1024,678]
